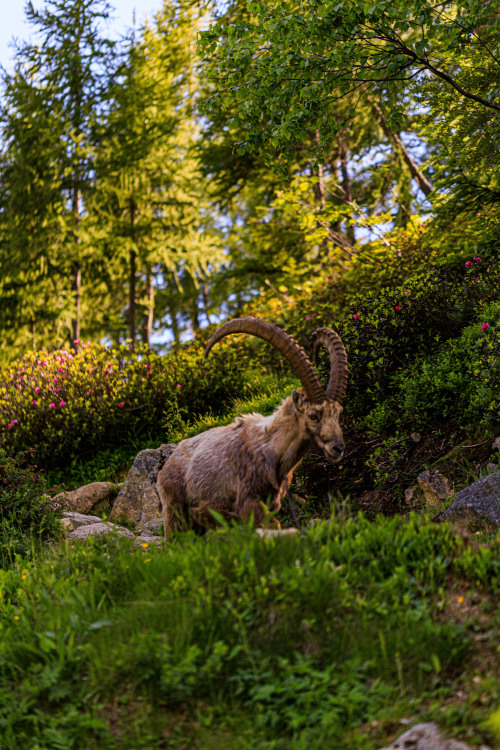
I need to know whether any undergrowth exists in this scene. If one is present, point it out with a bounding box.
[0,516,498,749]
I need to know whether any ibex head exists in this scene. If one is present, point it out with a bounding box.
[205,317,348,463]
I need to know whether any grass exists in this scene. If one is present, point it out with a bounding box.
[0,514,498,749]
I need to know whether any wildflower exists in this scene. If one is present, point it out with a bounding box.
[118,403,124,408]
[305,316,310,321]
[16,384,21,390]
[352,314,359,320]
[366,334,369,338]
[32,400,38,406]
[474,256,481,263]
[481,323,490,331]
[465,261,472,268]
[457,596,464,603]
[12,419,18,425]
[22,569,29,575]
[141,542,149,549]
[14,615,19,621]
[404,289,410,294]
[74,339,80,345]
[177,384,182,390]
[49,403,56,408]
[59,400,66,407]
[54,377,58,383]
[395,306,402,311]
[21,574,27,580]
[35,387,40,394]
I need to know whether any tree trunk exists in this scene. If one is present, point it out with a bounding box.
[338,133,356,246]
[141,267,154,347]
[129,196,137,347]
[373,103,433,198]
[70,185,82,350]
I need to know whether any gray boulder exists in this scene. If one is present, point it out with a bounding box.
[54,482,120,514]
[434,470,500,527]
[380,722,490,750]
[109,444,176,529]
[67,522,135,541]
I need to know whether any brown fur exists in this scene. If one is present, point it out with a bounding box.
[157,389,344,539]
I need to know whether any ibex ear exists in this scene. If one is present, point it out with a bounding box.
[292,389,304,412]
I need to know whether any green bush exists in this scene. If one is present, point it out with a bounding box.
[0,340,250,468]
[289,257,500,420]
[0,449,61,567]
[364,301,500,433]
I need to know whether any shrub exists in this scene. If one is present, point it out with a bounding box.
[0,449,61,567]
[363,300,500,433]
[296,257,500,420]
[0,340,250,468]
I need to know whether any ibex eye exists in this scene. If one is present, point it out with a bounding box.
[308,412,320,422]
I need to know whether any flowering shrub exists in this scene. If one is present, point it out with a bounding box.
[0,341,248,467]
[299,258,500,419]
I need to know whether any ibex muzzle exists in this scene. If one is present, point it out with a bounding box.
[157,317,348,537]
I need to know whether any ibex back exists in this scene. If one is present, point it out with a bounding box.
[157,317,348,538]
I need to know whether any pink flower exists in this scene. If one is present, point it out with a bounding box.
[353,314,359,320]
[11,419,18,425]
[404,289,410,294]
[56,388,62,392]
[177,384,182,390]
[16,385,21,390]
[395,306,402,311]
[74,339,80,345]
[7,423,12,429]
[474,257,481,262]
[104,369,110,375]
[118,403,124,408]
[32,400,38,406]
[305,316,310,321]
[49,403,55,408]
[35,387,41,394]
[465,261,472,268]
[59,400,66,407]
[54,377,58,383]
[58,368,64,373]
[481,323,490,331]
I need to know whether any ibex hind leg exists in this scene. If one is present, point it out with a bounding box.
[239,498,281,530]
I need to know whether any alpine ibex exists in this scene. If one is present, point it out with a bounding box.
[157,317,348,538]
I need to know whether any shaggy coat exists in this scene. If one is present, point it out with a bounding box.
[157,389,344,537]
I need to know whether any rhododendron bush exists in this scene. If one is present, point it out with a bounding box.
[0,342,247,467]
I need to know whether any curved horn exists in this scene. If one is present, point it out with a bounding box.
[205,316,326,403]
[310,328,349,403]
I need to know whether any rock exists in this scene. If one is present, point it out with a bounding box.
[417,469,451,507]
[380,722,489,750]
[404,485,418,504]
[141,517,164,535]
[411,432,422,443]
[61,511,103,529]
[492,436,500,452]
[53,482,120,514]
[486,462,497,474]
[256,528,299,538]
[109,444,176,530]
[434,470,500,527]
[67,522,135,541]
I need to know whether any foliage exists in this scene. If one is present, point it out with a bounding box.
[0,516,498,748]
[0,449,61,568]
[200,0,500,164]
[0,340,250,468]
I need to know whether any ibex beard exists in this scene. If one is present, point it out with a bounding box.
[157,317,348,539]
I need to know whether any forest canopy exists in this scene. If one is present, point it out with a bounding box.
[0,0,498,359]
